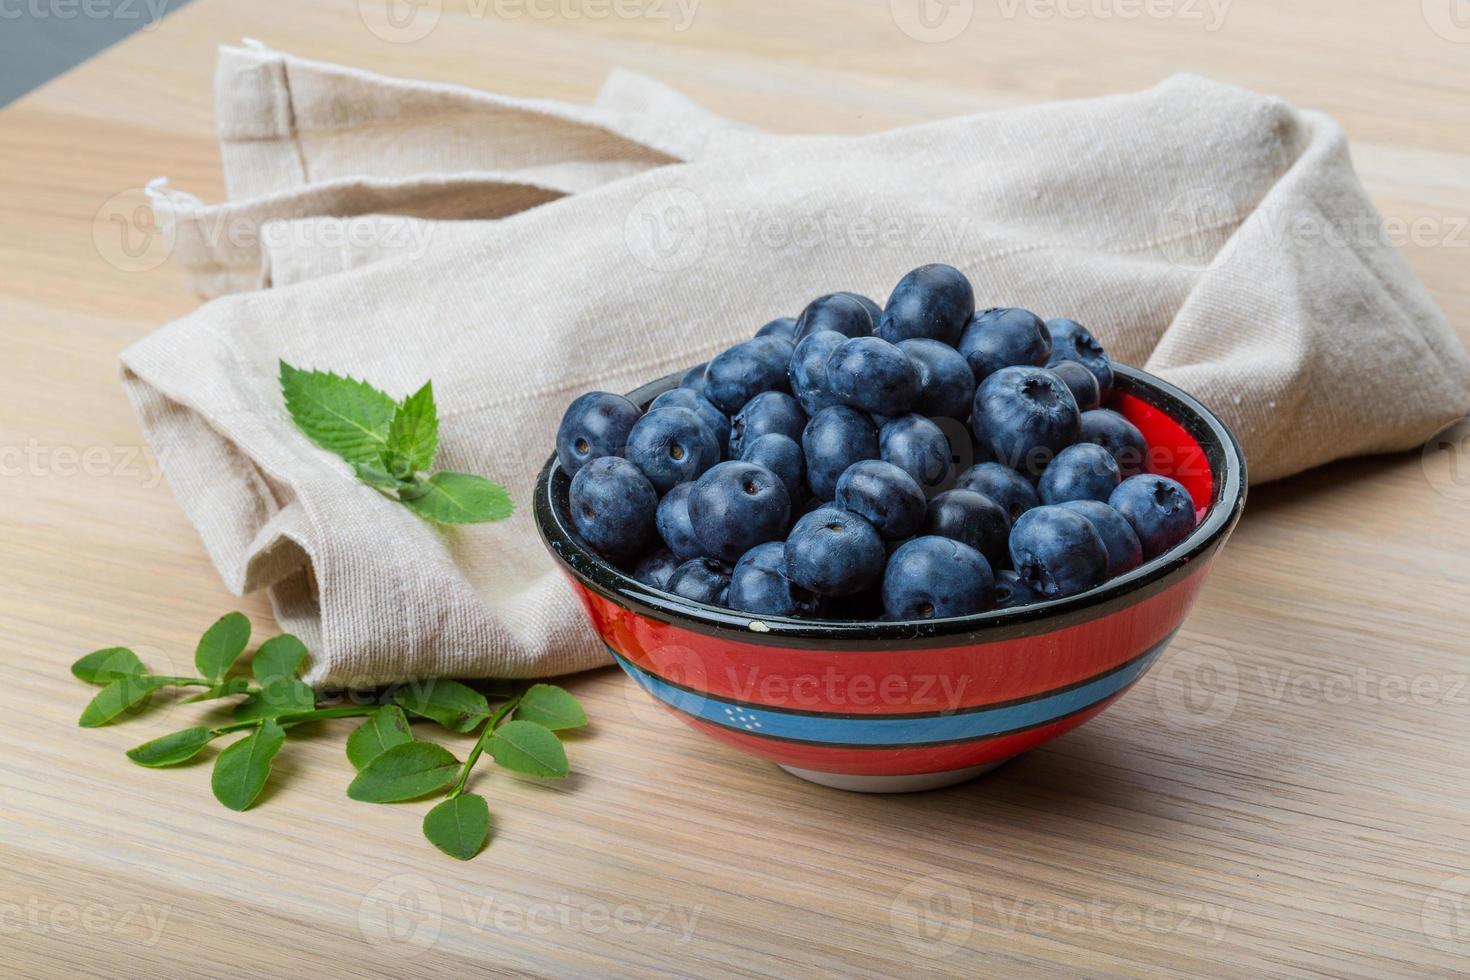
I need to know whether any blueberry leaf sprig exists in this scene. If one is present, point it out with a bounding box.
[278,361,513,525]
[71,615,586,860]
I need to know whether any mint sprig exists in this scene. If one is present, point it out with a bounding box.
[279,361,512,525]
[71,617,586,862]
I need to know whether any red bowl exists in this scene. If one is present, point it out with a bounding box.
[535,364,1246,792]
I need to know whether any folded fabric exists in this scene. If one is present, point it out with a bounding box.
[123,44,1470,687]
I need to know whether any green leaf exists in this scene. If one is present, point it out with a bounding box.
[279,360,397,466]
[423,793,490,861]
[515,684,587,732]
[252,634,308,685]
[195,612,251,680]
[71,647,145,685]
[488,720,568,778]
[352,459,412,490]
[234,634,315,720]
[78,676,171,727]
[346,706,414,771]
[127,727,218,767]
[393,680,491,733]
[399,472,513,524]
[347,741,460,803]
[211,720,286,811]
[388,381,439,473]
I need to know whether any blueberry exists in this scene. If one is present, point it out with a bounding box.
[1037,443,1121,504]
[793,293,873,343]
[879,414,951,492]
[556,392,642,476]
[837,292,884,328]
[897,338,975,420]
[688,461,792,562]
[882,536,994,620]
[827,336,921,416]
[730,391,805,458]
[787,329,847,416]
[1008,505,1108,599]
[954,462,1040,522]
[957,307,1052,382]
[971,366,1080,476]
[877,264,974,346]
[679,362,709,395]
[783,506,885,597]
[1079,409,1147,477]
[923,488,1010,566]
[569,456,658,558]
[1048,360,1101,412]
[739,433,805,510]
[1046,318,1113,394]
[650,386,731,455]
[727,541,822,617]
[705,336,794,413]
[834,459,926,540]
[1108,474,1196,559]
[992,569,1041,609]
[631,548,679,590]
[666,557,732,605]
[625,407,720,493]
[1057,499,1143,577]
[802,406,879,499]
[756,316,797,341]
[655,482,704,560]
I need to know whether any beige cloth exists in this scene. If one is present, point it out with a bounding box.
[121,43,1470,686]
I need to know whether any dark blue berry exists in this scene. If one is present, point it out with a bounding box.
[1108,474,1196,559]
[568,456,658,558]
[756,316,797,341]
[1048,359,1101,412]
[826,336,921,416]
[783,506,885,597]
[882,536,993,620]
[625,407,719,493]
[727,541,822,617]
[631,549,679,590]
[834,459,926,540]
[556,392,642,476]
[688,461,792,562]
[730,391,805,457]
[1079,409,1147,477]
[958,307,1052,382]
[1038,443,1122,504]
[650,386,731,455]
[954,462,1040,522]
[679,362,709,395]
[993,569,1041,609]
[837,292,884,327]
[739,433,804,510]
[897,338,975,420]
[787,329,846,415]
[666,557,731,605]
[971,366,1080,476]
[1057,499,1143,577]
[1046,318,1113,394]
[802,406,879,499]
[704,336,793,413]
[923,488,1010,566]
[655,481,704,560]
[877,264,974,346]
[1008,505,1108,599]
[879,414,952,491]
[793,293,873,343]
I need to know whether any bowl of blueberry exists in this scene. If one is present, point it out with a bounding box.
[535,264,1246,792]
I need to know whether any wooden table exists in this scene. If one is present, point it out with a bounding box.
[3,1,1469,975]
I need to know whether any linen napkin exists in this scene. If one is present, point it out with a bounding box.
[122,44,1470,687]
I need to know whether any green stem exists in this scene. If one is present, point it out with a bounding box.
[210,705,375,736]
[151,676,216,687]
[449,693,523,799]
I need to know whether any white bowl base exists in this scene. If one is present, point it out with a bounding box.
[778,758,1013,793]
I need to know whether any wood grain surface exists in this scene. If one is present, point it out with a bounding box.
[3,0,1469,975]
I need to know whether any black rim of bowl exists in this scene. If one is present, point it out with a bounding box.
[534,363,1247,650]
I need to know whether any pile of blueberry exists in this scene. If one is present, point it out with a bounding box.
[555,263,1199,621]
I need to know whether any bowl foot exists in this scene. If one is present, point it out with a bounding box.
[778,758,1013,793]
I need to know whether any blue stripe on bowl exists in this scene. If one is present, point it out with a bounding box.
[612,634,1172,747]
